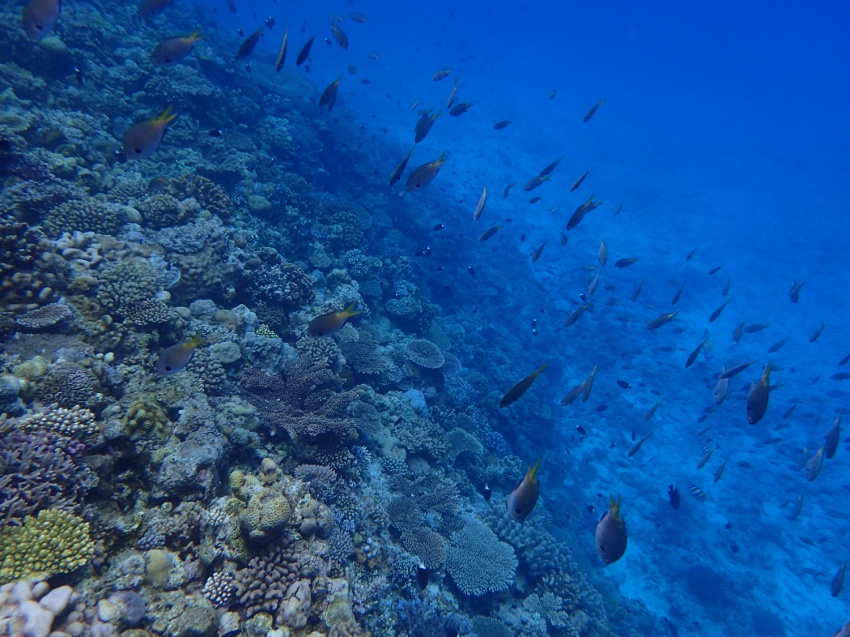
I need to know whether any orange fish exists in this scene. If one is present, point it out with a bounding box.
[123,106,177,160]
[23,0,60,41]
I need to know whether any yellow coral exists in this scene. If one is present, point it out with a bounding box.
[0,509,94,584]
[256,324,278,338]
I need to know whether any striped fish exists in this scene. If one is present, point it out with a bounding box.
[688,483,707,502]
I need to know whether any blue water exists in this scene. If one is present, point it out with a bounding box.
[4,0,850,634]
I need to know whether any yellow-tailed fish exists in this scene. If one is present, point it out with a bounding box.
[499,362,549,409]
[560,383,583,406]
[503,182,516,197]
[672,283,684,305]
[156,332,205,376]
[23,0,61,41]
[567,193,601,230]
[713,458,727,482]
[406,152,448,192]
[595,495,627,564]
[539,157,562,177]
[598,239,608,266]
[331,23,348,49]
[319,75,342,110]
[696,446,717,469]
[685,330,711,368]
[628,431,652,457]
[569,168,592,192]
[152,29,204,64]
[531,241,546,262]
[447,80,458,109]
[806,447,824,482]
[448,101,474,116]
[236,28,264,60]
[583,98,606,123]
[431,68,453,81]
[350,12,368,23]
[308,303,362,337]
[472,186,487,221]
[721,278,731,296]
[388,147,415,187]
[789,279,805,304]
[708,298,731,323]
[274,24,288,71]
[831,560,847,598]
[506,459,542,523]
[413,109,441,143]
[586,269,601,298]
[296,34,315,66]
[720,360,757,379]
[523,175,550,191]
[123,106,177,160]
[714,368,729,404]
[478,225,501,241]
[824,416,841,459]
[809,320,827,343]
[646,310,678,330]
[643,398,663,421]
[767,337,789,353]
[580,365,598,402]
[565,302,593,327]
[746,362,771,424]
[631,278,644,302]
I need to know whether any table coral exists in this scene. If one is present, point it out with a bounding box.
[405,339,445,369]
[14,302,73,330]
[0,509,93,584]
[445,521,517,596]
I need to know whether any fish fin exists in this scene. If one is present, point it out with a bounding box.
[188,331,206,347]
[527,458,543,482]
[188,28,205,41]
[531,361,549,378]
[435,151,449,165]
[609,494,622,519]
[341,302,362,317]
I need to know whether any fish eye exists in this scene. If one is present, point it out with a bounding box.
[134,148,142,154]
[515,508,522,514]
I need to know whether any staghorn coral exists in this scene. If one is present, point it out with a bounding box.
[471,616,513,637]
[96,257,159,314]
[405,339,445,369]
[14,302,72,330]
[445,521,517,596]
[16,405,100,441]
[0,509,93,584]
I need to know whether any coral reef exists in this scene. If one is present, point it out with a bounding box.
[445,521,518,596]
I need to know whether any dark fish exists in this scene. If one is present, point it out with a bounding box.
[696,446,717,469]
[156,332,205,375]
[576,425,587,436]
[628,430,652,457]
[308,303,361,337]
[595,495,627,564]
[787,494,803,520]
[503,182,516,197]
[767,337,789,353]
[539,157,563,177]
[350,12,368,23]
[789,279,805,304]
[523,174,550,191]
[478,225,502,241]
[583,98,606,123]
[560,383,583,406]
[331,23,348,49]
[569,167,593,192]
[123,106,178,160]
[493,120,511,130]
[567,193,602,230]
[631,279,644,302]
[564,302,592,327]
[596,404,608,412]
[531,241,546,263]
[839,353,850,367]
[500,362,548,408]
[431,68,453,81]
[528,196,543,204]
[23,0,61,40]
[685,331,711,368]
[685,247,697,261]
[713,458,727,482]
[449,101,474,116]
[406,152,448,191]
[236,28,264,60]
[472,187,487,221]
[140,0,172,18]
[388,147,415,186]
[467,266,474,275]
[318,75,342,110]
[721,279,731,296]
[824,416,841,459]
[446,80,457,109]
[580,365,598,402]
[74,65,83,85]
[708,265,723,275]
[668,485,680,510]
[613,202,624,215]
[833,372,850,381]
[732,321,745,343]
[708,299,731,323]
[830,560,846,597]
[560,229,569,246]
[719,360,756,379]
[416,562,429,590]
[643,398,663,421]
[432,223,444,231]
[746,362,771,424]
[208,128,222,137]
[744,323,771,333]
[808,320,827,343]
[506,459,542,522]
[617,380,631,389]
[296,35,315,66]
[687,483,707,502]
[274,23,288,71]
[265,16,275,29]
[226,0,236,13]
[671,284,684,305]
[615,257,639,268]
[152,29,204,64]
[548,89,556,99]
[414,109,440,143]
[782,403,798,420]
[806,447,824,481]
[646,310,679,330]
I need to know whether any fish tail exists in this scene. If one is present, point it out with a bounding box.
[189,28,205,41]
[527,458,543,481]
[341,303,362,317]
[531,361,549,378]
[763,361,772,380]
[435,151,449,165]
[609,494,621,518]
[156,105,178,125]
[188,331,206,347]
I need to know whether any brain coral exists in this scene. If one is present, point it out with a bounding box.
[0,509,94,584]
[446,521,517,596]
[405,339,445,369]
[38,362,98,409]
[239,488,291,544]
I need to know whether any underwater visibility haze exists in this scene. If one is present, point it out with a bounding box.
[1,0,849,636]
